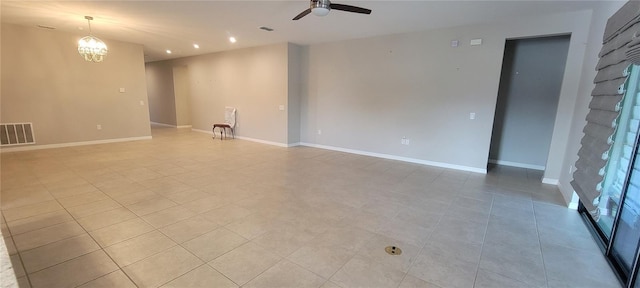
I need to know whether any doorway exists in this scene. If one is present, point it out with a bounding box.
[172,66,192,128]
[488,35,571,173]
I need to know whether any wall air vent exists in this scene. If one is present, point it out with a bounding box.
[1,123,35,146]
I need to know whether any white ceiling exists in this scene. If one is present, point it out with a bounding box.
[1,1,605,62]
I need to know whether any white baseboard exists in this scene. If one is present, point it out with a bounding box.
[542,178,559,185]
[235,136,290,148]
[488,159,545,170]
[191,128,297,148]
[192,129,484,174]
[150,122,176,128]
[238,135,490,174]
[557,181,576,208]
[150,122,192,129]
[0,136,152,153]
[300,142,487,174]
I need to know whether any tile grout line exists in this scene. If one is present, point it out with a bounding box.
[3,184,100,286]
[393,168,450,288]
[276,212,384,288]
[272,254,329,286]
[75,162,241,287]
[234,257,289,287]
[471,190,495,288]
[206,240,275,287]
[154,262,211,287]
[2,212,33,288]
[278,257,331,287]
[2,131,600,288]
[2,168,61,288]
[147,218,223,287]
[84,172,227,288]
[176,227,249,284]
[205,263,242,287]
[532,202,551,288]
[36,178,146,288]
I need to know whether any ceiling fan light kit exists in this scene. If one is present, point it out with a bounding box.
[293,0,371,20]
[312,0,330,16]
[312,7,330,16]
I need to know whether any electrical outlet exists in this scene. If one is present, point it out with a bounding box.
[317,130,322,135]
[96,124,102,130]
[470,112,476,120]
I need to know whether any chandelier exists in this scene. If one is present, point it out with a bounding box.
[78,16,108,62]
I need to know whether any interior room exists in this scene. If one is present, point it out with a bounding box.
[0,1,635,287]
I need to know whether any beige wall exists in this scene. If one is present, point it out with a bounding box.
[301,10,596,176]
[1,24,151,146]
[0,3,622,205]
[148,43,293,145]
[145,61,177,126]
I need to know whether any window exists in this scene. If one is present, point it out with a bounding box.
[598,65,639,238]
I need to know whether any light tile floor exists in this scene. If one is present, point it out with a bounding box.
[1,127,621,288]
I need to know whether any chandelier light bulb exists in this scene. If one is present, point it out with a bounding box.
[78,16,108,63]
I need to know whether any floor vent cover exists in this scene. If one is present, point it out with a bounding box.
[385,246,402,255]
[1,123,35,146]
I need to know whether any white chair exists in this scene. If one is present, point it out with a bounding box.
[212,107,236,140]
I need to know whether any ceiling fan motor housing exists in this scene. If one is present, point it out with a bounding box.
[312,0,331,16]
[293,0,370,20]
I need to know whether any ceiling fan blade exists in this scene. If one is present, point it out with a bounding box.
[293,8,312,20]
[329,3,371,14]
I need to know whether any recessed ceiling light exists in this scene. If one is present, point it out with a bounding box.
[166,50,172,54]
[193,44,200,49]
[229,37,237,43]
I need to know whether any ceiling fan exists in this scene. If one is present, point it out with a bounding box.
[293,0,372,20]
